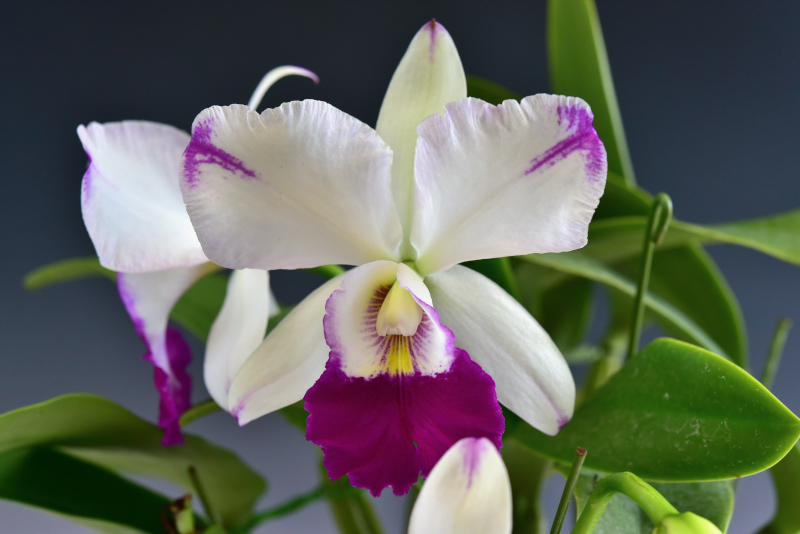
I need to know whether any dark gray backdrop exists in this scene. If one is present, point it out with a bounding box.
[1,1,798,532]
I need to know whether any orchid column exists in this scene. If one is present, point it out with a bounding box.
[180,20,607,495]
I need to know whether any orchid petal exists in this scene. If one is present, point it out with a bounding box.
[412,95,607,275]
[408,437,512,534]
[205,269,270,411]
[375,20,466,253]
[247,65,319,110]
[426,265,575,435]
[117,263,217,444]
[180,102,402,270]
[78,121,206,273]
[228,274,345,424]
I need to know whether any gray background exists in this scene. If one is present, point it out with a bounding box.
[1,0,799,532]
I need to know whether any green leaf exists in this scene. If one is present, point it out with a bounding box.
[586,210,800,266]
[466,74,521,105]
[548,0,635,184]
[518,251,729,359]
[318,456,384,534]
[572,475,733,534]
[634,246,747,368]
[0,447,171,534]
[0,394,266,528]
[512,338,800,481]
[760,444,800,534]
[540,276,594,352]
[170,272,228,341]
[645,481,734,533]
[558,176,748,366]
[23,257,115,290]
[503,439,551,534]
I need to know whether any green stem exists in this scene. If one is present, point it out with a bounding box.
[627,193,673,360]
[180,399,222,428]
[761,318,792,390]
[188,466,218,526]
[571,472,677,534]
[550,447,587,534]
[305,264,346,279]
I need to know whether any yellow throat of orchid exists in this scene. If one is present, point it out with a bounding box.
[375,281,423,375]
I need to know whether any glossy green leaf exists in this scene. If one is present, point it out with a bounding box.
[512,338,800,480]
[170,272,228,341]
[518,251,729,359]
[760,445,800,534]
[0,447,171,534]
[23,257,115,290]
[466,74,521,105]
[586,210,800,266]
[548,0,635,184]
[0,394,265,528]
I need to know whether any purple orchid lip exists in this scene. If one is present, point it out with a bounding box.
[305,266,504,496]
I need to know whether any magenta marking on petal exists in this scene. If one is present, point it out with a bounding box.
[182,117,258,187]
[461,437,489,488]
[117,276,193,446]
[524,104,605,182]
[305,349,504,497]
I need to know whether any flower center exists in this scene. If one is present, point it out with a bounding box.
[375,281,423,337]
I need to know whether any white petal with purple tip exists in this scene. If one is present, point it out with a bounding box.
[408,437,512,534]
[205,269,271,411]
[180,102,402,271]
[78,121,206,273]
[412,95,607,275]
[228,274,345,424]
[426,265,575,435]
[375,20,466,251]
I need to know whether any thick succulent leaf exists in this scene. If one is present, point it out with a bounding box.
[0,447,172,534]
[511,338,800,481]
[23,257,115,290]
[760,444,800,534]
[465,75,521,105]
[518,251,729,359]
[0,394,265,528]
[548,0,635,184]
[585,210,800,266]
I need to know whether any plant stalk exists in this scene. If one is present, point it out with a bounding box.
[550,447,587,534]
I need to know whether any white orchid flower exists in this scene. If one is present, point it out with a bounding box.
[180,20,606,493]
[77,67,315,444]
[408,437,512,534]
